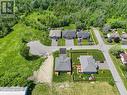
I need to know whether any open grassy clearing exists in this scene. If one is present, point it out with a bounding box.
[110,53,127,89]
[0,23,46,86]
[31,82,119,95]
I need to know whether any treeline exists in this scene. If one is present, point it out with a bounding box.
[1,0,127,37]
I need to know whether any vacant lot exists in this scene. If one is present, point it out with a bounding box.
[0,23,46,86]
[31,82,119,95]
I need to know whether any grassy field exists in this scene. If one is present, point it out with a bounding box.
[31,82,119,95]
[110,53,127,89]
[0,23,46,86]
[58,38,65,46]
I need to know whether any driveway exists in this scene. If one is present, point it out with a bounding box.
[65,39,74,46]
[29,55,54,84]
[51,39,58,46]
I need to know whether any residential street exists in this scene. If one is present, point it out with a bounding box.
[28,28,127,95]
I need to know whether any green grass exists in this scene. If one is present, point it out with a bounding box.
[31,82,119,95]
[58,38,65,46]
[99,28,125,45]
[64,24,76,30]
[110,53,127,89]
[53,72,72,82]
[71,49,105,64]
[0,23,45,86]
[90,29,98,45]
[74,29,98,46]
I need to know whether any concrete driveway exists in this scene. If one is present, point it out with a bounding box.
[51,39,58,46]
[65,39,74,46]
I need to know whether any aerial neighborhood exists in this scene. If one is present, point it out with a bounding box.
[1,0,127,95]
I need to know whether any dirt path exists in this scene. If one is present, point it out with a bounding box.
[31,55,54,84]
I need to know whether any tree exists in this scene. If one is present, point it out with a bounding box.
[110,45,124,57]
[103,24,111,33]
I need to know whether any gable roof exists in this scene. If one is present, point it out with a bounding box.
[77,31,90,38]
[49,30,61,38]
[55,54,71,72]
[62,30,76,39]
[79,56,97,73]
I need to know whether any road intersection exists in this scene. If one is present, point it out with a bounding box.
[28,28,127,95]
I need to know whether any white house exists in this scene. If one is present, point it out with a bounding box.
[120,53,127,64]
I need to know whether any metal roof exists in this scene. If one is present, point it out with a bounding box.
[79,56,97,73]
[55,54,71,71]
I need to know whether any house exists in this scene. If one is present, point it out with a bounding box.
[77,31,90,39]
[107,32,120,42]
[0,87,27,95]
[78,56,98,74]
[120,52,127,64]
[62,30,76,39]
[121,32,127,44]
[55,48,71,75]
[49,30,61,39]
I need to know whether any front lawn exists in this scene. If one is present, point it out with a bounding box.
[58,38,65,46]
[71,49,105,64]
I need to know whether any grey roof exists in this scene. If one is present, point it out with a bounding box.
[55,54,71,72]
[60,48,66,54]
[49,30,61,38]
[77,31,90,39]
[79,56,97,73]
[62,30,76,39]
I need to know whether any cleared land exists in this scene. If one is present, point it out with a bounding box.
[31,82,119,95]
[0,23,46,86]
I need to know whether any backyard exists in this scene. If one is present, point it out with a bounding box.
[31,82,119,95]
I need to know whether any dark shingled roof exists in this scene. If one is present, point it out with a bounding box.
[77,31,90,39]
[55,54,71,72]
[60,48,66,54]
[62,30,76,39]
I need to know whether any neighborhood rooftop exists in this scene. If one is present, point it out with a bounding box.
[79,56,97,73]
[55,54,71,72]
[49,30,61,39]
[62,30,76,39]
[77,31,90,39]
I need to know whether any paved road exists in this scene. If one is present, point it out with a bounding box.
[28,28,127,95]
[93,28,127,95]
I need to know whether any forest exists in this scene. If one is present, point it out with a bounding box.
[0,0,127,37]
